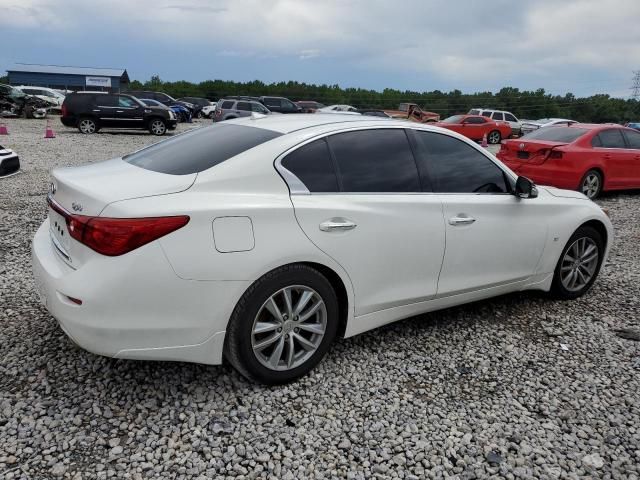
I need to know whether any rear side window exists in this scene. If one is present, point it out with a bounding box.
[328,129,421,192]
[504,113,517,122]
[464,117,486,124]
[524,127,588,142]
[481,111,492,118]
[96,95,117,107]
[412,131,508,193]
[491,112,504,121]
[221,100,234,109]
[597,129,626,148]
[281,139,339,192]
[622,129,640,149]
[125,124,282,175]
[237,102,251,111]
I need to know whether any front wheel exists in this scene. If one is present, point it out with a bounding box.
[148,118,167,136]
[550,226,604,299]
[579,170,602,200]
[488,130,502,144]
[225,265,339,385]
[78,117,98,134]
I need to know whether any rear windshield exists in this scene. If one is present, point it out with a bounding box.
[124,124,282,175]
[522,126,588,142]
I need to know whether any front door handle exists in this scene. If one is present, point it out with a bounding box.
[449,216,476,226]
[319,219,357,232]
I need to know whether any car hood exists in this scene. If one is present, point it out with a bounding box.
[540,186,588,200]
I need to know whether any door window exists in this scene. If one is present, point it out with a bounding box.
[504,113,517,122]
[412,131,509,193]
[281,139,339,192]
[491,112,504,121]
[622,129,640,149]
[464,116,486,124]
[236,102,251,111]
[221,100,234,109]
[597,129,626,148]
[96,95,118,107]
[327,129,421,192]
[250,102,269,114]
[117,96,138,108]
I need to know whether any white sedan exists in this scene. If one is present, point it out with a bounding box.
[32,114,612,384]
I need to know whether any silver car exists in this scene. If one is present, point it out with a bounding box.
[213,98,271,122]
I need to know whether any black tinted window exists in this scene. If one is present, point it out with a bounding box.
[465,117,486,124]
[263,98,280,107]
[524,127,587,142]
[125,124,282,175]
[491,112,504,121]
[504,113,517,122]
[413,131,508,193]
[328,129,421,192]
[96,95,117,107]
[598,129,626,148]
[236,102,251,111]
[221,101,234,109]
[282,139,339,192]
[623,129,640,149]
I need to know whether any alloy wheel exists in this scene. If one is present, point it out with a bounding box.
[560,237,599,292]
[150,120,166,135]
[581,173,600,199]
[79,119,95,134]
[488,131,501,144]
[251,285,327,371]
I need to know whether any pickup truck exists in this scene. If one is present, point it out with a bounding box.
[383,103,440,123]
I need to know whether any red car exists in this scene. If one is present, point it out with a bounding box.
[496,124,640,199]
[435,114,512,144]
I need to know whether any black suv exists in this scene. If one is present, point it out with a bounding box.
[61,92,177,135]
[259,96,302,113]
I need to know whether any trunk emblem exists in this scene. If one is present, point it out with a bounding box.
[72,202,83,212]
[49,182,57,195]
[519,143,526,150]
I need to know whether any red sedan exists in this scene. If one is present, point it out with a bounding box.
[435,114,512,144]
[496,124,640,199]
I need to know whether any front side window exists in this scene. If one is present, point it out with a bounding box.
[263,98,280,107]
[281,139,339,192]
[97,95,117,107]
[464,116,486,124]
[412,131,508,193]
[236,102,251,111]
[118,96,138,108]
[504,113,517,122]
[597,129,626,148]
[622,129,640,149]
[328,129,421,192]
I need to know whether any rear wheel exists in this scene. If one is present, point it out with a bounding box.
[579,170,602,200]
[550,226,604,299]
[488,130,502,144]
[225,265,339,385]
[78,117,98,134]
[149,118,167,136]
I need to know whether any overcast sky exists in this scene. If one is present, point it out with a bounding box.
[1,0,639,97]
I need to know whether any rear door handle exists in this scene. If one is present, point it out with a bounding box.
[319,219,357,232]
[116,110,124,113]
[449,216,476,226]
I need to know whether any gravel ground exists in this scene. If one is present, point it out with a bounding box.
[1,117,639,479]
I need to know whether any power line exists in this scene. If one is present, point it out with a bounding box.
[631,71,640,100]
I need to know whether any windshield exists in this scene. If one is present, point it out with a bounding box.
[523,126,588,142]
[125,124,283,175]
[442,115,464,124]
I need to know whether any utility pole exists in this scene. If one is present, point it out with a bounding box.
[632,71,640,99]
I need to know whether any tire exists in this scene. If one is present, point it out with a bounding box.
[148,118,167,136]
[488,130,502,144]
[24,105,35,119]
[550,225,604,300]
[225,264,339,385]
[78,117,98,134]
[196,111,204,119]
[579,169,603,200]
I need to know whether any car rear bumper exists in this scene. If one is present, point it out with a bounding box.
[32,219,249,365]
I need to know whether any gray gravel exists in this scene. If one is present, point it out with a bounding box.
[1,117,639,479]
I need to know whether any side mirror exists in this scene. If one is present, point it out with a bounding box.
[515,176,538,199]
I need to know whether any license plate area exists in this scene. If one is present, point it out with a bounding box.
[49,208,72,261]
[517,151,530,160]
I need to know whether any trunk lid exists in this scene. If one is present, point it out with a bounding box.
[499,139,568,165]
[48,158,196,267]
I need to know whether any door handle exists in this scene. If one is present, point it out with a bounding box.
[319,219,357,232]
[92,109,100,112]
[116,110,124,113]
[449,216,476,226]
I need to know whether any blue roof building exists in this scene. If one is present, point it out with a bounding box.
[6,64,130,92]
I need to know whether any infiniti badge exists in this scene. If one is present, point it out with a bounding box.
[49,182,57,195]
[72,202,83,212]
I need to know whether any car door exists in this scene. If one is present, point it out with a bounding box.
[94,95,119,127]
[592,129,632,187]
[409,129,547,297]
[621,128,640,186]
[281,128,446,316]
[114,95,145,127]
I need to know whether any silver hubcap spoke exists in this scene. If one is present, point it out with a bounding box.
[560,236,599,292]
[251,285,327,371]
[582,174,599,198]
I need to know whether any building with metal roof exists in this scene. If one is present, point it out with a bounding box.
[6,64,129,92]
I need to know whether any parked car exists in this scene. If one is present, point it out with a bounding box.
[259,96,302,114]
[176,97,214,118]
[127,90,195,115]
[140,98,191,122]
[435,114,512,144]
[0,83,50,118]
[317,104,360,114]
[0,143,20,177]
[213,98,271,121]
[383,103,440,123]
[625,122,640,131]
[15,86,65,109]
[469,108,521,136]
[521,118,577,136]
[496,124,640,199]
[296,101,326,113]
[33,115,612,384]
[60,92,177,135]
[358,109,391,118]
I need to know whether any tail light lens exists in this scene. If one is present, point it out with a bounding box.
[548,150,563,160]
[48,197,189,256]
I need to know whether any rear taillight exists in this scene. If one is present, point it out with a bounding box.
[548,150,563,160]
[47,197,189,256]
[61,104,67,116]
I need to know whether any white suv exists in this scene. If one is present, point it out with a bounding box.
[15,86,65,108]
[469,108,521,136]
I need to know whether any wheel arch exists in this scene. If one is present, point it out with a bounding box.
[579,218,608,249]
[580,166,605,190]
